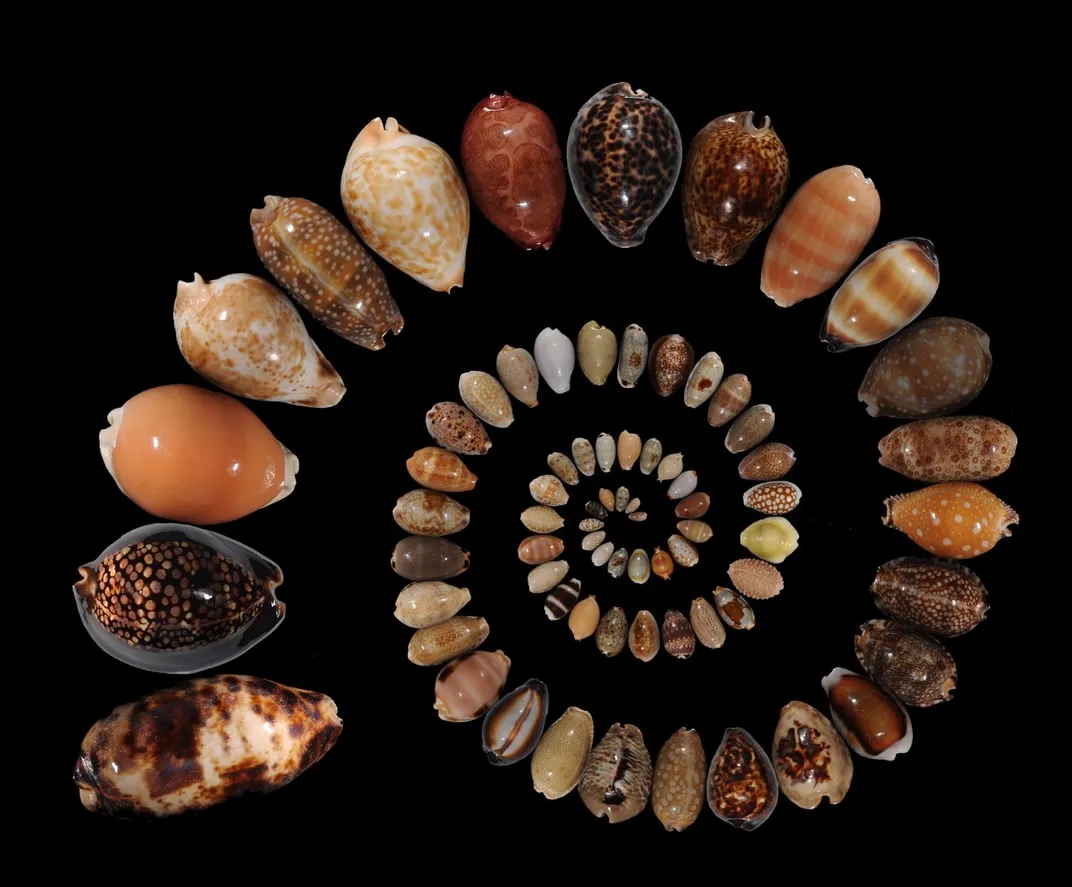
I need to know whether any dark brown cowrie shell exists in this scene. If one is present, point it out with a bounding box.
[854,619,957,707]
[706,727,778,830]
[481,679,549,765]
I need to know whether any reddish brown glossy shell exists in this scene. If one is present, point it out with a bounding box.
[878,416,1017,482]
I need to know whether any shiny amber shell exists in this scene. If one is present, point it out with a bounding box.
[883,481,1018,558]
[406,447,477,493]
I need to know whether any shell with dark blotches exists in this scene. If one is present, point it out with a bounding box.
[684,352,724,408]
[683,112,789,266]
[391,536,470,581]
[772,701,853,809]
[883,482,1017,559]
[595,606,627,657]
[715,587,755,630]
[662,609,696,659]
[649,334,695,396]
[739,442,795,481]
[878,416,1017,483]
[706,727,779,831]
[871,557,989,637]
[652,728,707,832]
[393,489,470,536]
[426,402,492,455]
[708,373,752,427]
[618,323,649,388]
[482,679,548,765]
[855,619,957,707]
[567,83,682,248]
[629,610,660,661]
[858,317,992,418]
[579,723,653,823]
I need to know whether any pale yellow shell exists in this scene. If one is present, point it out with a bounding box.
[690,597,726,648]
[459,371,514,428]
[531,707,594,800]
[521,506,565,533]
[576,320,618,385]
[740,517,799,564]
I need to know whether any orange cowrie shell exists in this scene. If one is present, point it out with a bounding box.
[406,447,478,493]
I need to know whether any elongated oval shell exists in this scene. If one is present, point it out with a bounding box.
[568,82,682,247]
[822,667,912,761]
[667,470,698,500]
[595,433,615,472]
[772,701,853,809]
[577,320,618,385]
[607,548,628,578]
[629,610,660,661]
[677,520,712,544]
[855,619,957,707]
[726,404,774,453]
[569,596,600,640]
[639,438,662,474]
[394,581,471,628]
[545,578,581,621]
[627,512,648,522]
[585,500,610,521]
[628,549,651,584]
[598,488,615,510]
[614,486,630,512]
[883,481,1017,558]
[690,597,726,649]
[482,679,548,765]
[740,442,795,481]
[393,489,470,536]
[341,117,468,291]
[522,506,565,534]
[591,541,615,567]
[175,273,344,408]
[872,557,988,637]
[662,609,696,659]
[579,723,653,822]
[707,373,752,427]
[684,351,725,408]
[859,317,992,418]
[74,675,341,816]
[626,497,641,514]
[578,518,604,532]
[547,452,580,486]
[761,165,880,306]
[532,706,594,800]
[649,334,695,396]
[530,475,569,506]
[581,531,606,552]
[406,447,477,493]
[668,535,699,567]
[459,371,514,428]
[391,536,469,581]
[740,517,799,564]
[73,524,284,674]
[408,615,488,666]
[657,452,684,482]
[653,728,707,832]
[426,402,491,455]
[99,385,297,525]
[496,345,539,407]
[618,323,649,387]
[674,492,710,519]
[744,481,801,515]
[518,535,565,565]
[434,650,511,722]
[706,727,779,830]
[528,561,569,594]
[823,238,938,350]
[728,558,784,600]
[684,112,789,266]
[715,587,755,630]
[250,195,401,350]
[572,438,596,476]
[534,327,574,394]
[617,431,641,470]
[595,606,627,656]
[878,415,1017,483]
[651,547,674,580]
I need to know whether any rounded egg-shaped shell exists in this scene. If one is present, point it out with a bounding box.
[482,679,549,765]
[496,345,540,408]
[578,723,653,822]
[667,471,698,501]
[883,481,1017,558]
[706,727,779,830]
[617,323,649,388]
[529,475,569,506]
[855,619,957,707]
[545,578,581,621]
[394,581,470,628]
[518,535,565,565]
[726,404,774,454]
[629,610,661,661]
[652,728,707,832]
[531,706,594,800]
[547,452,580,486]
[657,452,684,482]
[581,531,606,552]
[871,557,989,637]
[521,506,565,534]
[434,650,511,722]
[677,520,712,544]
[577,320,618,386]
[407,615,489,666]
[684,351,725,407]
[590,541,615,567]
[690,597,726,649]
[391,537,470,581]
[772,701,853,809]
[728,558,784,600]
[639,438,663,475]
[99,385,296,525]
[740,517,799,564]
[739,442,795,482]
[668,535,699,567]
[617,431,641,470]
[571,438,596,476]
[406,447,478,493]
[715,587,755,630]
[858,317,992,418]
[743,481,801,515]
[822,667,912,761]
[393,489,470,536]
[674,492,710,519]
[595,433,616,472]
[651,547,674,580]
[426,402,492,456]
[595,606,627,657]
[649,334,695,396]
[459,371,514,428]
[534,327,575,394]
[878,415,1017,483]
[628,549,651,584]
[528,561,569,594]
[340,116,469,292]
[569,595,600,640]
[662,609,696,659]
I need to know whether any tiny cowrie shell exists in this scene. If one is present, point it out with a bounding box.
[628,511,648,522]
[676,520,712,544]
[595,433,615,472]
[639,438,662,475]
[578,518,604,532]
[547,452,580,486]
[617,430,641,470]
[582,531,607,551]
[607,548,628,578]
[615,486,630,512]
[599,488,615,510]
[626,497,641,514]
[571,438,596,476]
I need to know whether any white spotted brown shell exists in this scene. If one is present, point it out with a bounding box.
[743,481,802,515]
[652,728,707,832]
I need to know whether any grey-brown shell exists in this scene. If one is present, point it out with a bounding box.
[547,452,580,485]
[618,324,649,387]
[572,438,596,476]
[708,373,751,427]
[739,442,795,481]
[871,557,989,637]
[854,619,957,707]
[662,609,696,659]
[726,404,775,453]
[578,723,653,823]
[595,606,627,657]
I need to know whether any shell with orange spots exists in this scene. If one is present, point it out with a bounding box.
[882,481,1018,558]
[341,117,469,292]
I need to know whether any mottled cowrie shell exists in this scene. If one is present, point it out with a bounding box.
[585,500,610,521]
[531,706,594,800]
[677,520,712,544]
[595,433,615,473]
[822,668,913,761]
[547,452,580,486]
[617,431,641,470]
[518,535,565,565]
[545,578,581,621]
[740,517,799,564]
[854,620,957,707]
[426,402,492,455]
[743,481,801,515]
[578,518,604,532]
[607,548,628,578]
[521,506,565,534]
[728,558,784,600]
[878,416,1017,483]
[595,606,627,657]
[408,615,489,666]
[772,701,853,809]
[618,323,649,388]
[569,596,600,640]
[690,597,726,649]
[577,320,618,386]
[496,346,539,408]
[591,541,615,567]
[667,470,698,501]
[708,373,751,428]
[649,334,695,396]
[674,492,710,519]
[629,610,660,661]
[482,679,549,765]
[883,481,1017,559]
[534,327,575,394]
[628,549,651,584]
[528,561,569,593]
[599,488,615,511]
[579,724,653,823]
[581,531,607,552]
[572,438,596,476]
[434,650,511,722]
[529,475,569,506]
[739,442,795,481]
[662,609,696,659]
[394,582,471,628]
[639,438,662,475]
[614,486,630,512]
[859,317,992,418]
[407,447,478,493]
[715,587,755,630]
[871,557,989,637]
[668,535,699,567]
[391,537,470,581]
[459,371,514,428]
[823,238,939,351]
[653,728,707,832]
[657,453,684,482]
[684,351,725,408]
[627,512,648,523]
[706,727,779,831]
[393,489,470,536]
[726,404,774,454]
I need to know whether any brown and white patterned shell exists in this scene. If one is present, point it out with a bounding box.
[250,196,402,351]
[434,650,511,722]
[578,723,653,823]
[728,558,784,600]
[639,437,662,474]
[682,112,789,266]
[652,728,707,832]
[871,557,989,637]
[578,518,604,532]
[545,578,581,621]
[392,489,470,536]
[662,609,696,659]
[772,701,853,809]
[649,334,695,396]
[595,606,627,657]
[407,615,489,666]
[426,402,492,455]
[629,610,661,661]
[481,679,549,765]
[739,442,795,481]
[689,597,726,649]
[668,535,699,567]
[706,727,779,830]
[878,415,1017,483]
[684,352,724,408]
[708,373,752,427]
[518,535,565,565]
[74,675,341,816]
[854,619,957,707]
[567,84,682,248]
[618,324,650,388]
[547,452,580,486]
[743,481,801,515]
[715,587,755,630]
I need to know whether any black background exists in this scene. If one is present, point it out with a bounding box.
[60,70,1026,850]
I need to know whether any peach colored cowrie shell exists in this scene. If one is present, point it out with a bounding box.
[496,345,539,407]
[878,415,1017,483]
[649,334,695,396]
[407,615,489,666]
[174,273,344,408]
[617,323,649,388]
[459,371,514,428]
[684,352,724,408]
[682,112,790,266]
[629,610,660,661]
[726,404,774,453]
[823,238,939,351]
[426,402,492,456]
[340,116,469,292]
[708,373,751,428]
[690,597,726,649]
[528,561,569,594]
[520,506,564,534]
[394,581,471,628]
[739,442,795,481]
[728,558,784,600]
[572,438,596,476]
[531,706,594,800]
[662,609,696,659]
[434,650,511,722]
[393,489,470,536]
[595,606,627,657]
[547,452,580,486]
[760,165,881,307]
[653,728,707,832]
[518,535,565,565]
[576,320,618,386]
[617,430,642,470]
[579,723,653,824]
[406,447,477,494]
[883,481,1017,559]
[657,452,684,482]
[569,596,600,640]
[858,317,992,418]
[772,701,853,809]
[250,195,402,351]
[529,475,569,506]
[677,520,713,544]
[743,481,802,515]
[740,517,799,564]
[598,488,615,511]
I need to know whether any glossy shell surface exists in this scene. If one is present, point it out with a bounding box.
[569,595,600,640]
[393,489,469,536]
[394,581,471,628]
[821,668,913,761]
[690,597,726,649]
[743,481,801,515]
[617,431,641,470]
[726,404,774,454]
[662,609,696,659]
[426,402,492,455]
[871,557,989,637]
[577,320,618,385]
[740,517,799,564]
[434,650,511,722]
[547,452,580,486]
[545,578,581,621]
[652,728,707,832]
[408,615,489,666]
[518,535,565,565]
[496,346,540,407]
[684,351,724,407]
[649,334,695,396]
[595,606,627,657]
[459,371,514,428]
[883,482,1017,558]
[772,701,853,809]
[521,506,565,534]
[528,561,569,594]
[878,416,1017,483]
[739,442,795,481]
[674,492,710,519]
[676,520,712,544]
[708,373,751,428]
[715,587,755,630]
[855,619,957,707]
[529,475,569,506]
[481,679,549,765]
[531,706,594,800]
[406,447,477,493]
[706,727,779,830]
[639,437,662,474]
[617,323,649,387]
[391,536,470,581]
[629,610,660,661]
[572,438,596,476]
